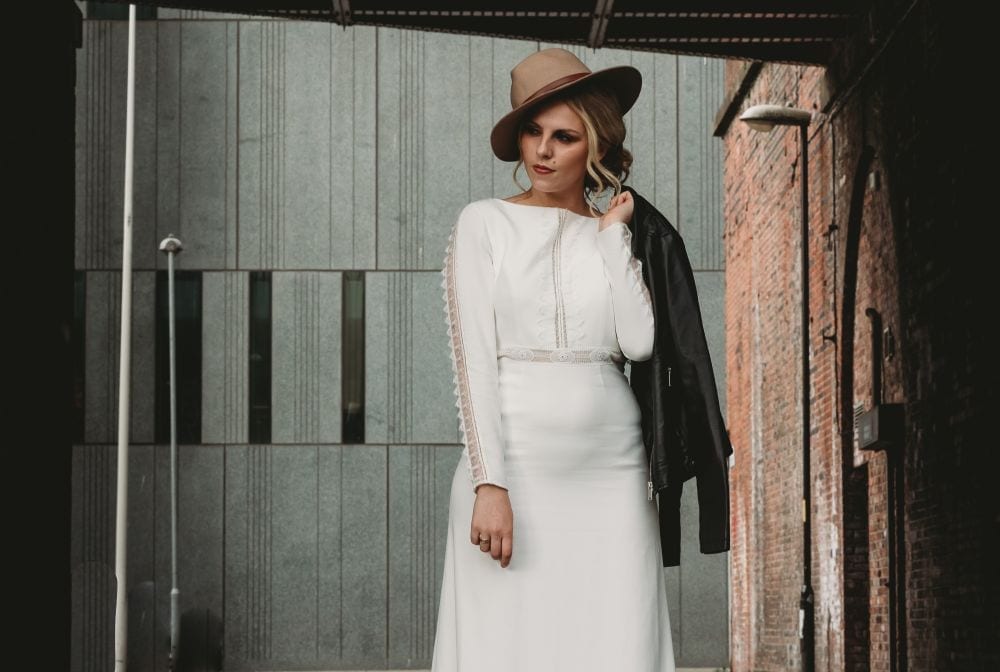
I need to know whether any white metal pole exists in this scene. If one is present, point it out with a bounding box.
[114,5,137,671]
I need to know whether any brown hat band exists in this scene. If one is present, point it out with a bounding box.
[520,71,590,107]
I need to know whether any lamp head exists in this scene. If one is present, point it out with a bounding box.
[739,104,812,132]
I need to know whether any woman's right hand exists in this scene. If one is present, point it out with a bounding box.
[470,484,514,568]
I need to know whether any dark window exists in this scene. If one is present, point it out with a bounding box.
[342,271,365,443]
[248,272,272,444]
[155,270,202,444]
[86,2,156,20]
[73,271,85,444]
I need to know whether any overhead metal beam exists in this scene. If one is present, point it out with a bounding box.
[96,0,867,67]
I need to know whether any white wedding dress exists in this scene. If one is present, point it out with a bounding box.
[431,197,676,672]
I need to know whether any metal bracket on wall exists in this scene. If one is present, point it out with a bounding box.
[333,0,353,27]
[587,0,614,49]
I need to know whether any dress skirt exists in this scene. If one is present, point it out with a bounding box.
[431,356,676,671]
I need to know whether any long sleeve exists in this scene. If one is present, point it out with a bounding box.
[440,203,509,494]
[595,220,656,362]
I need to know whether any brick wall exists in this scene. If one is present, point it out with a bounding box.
[721,1,994,670]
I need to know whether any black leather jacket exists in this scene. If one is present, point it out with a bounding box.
[621,185,733,567]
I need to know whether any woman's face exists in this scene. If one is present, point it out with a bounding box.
[518,101,603,198]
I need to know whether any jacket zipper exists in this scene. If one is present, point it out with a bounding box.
[647,366,672,502]
[647,448,654,501]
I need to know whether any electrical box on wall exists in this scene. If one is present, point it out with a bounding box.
[855,403,904,451]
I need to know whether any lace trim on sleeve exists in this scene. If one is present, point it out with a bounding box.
[440,226,490,487]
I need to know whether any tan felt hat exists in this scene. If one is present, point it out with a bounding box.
[490,47,642,162]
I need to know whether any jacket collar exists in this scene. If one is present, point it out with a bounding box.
[621,185,680,240]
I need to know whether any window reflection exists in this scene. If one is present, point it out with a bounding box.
[248,271,272,444]
[342,271,365,443]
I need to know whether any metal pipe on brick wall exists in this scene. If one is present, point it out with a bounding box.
[738,104,816,672]
[797,122,815,672]
[866,307,908,672]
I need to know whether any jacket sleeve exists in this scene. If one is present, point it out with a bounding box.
[661,230,733,554]
[595,220,656,362]
[440,203,509,494]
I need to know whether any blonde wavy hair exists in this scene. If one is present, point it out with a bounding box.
[511,81,634,218]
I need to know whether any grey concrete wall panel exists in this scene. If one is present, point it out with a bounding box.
[339,445,388,666]
[176,21,233,269]
[238,21,287,270]
[272,272,342,444]
[239,23,377,271]
[155,20,181,270]
[419,32,471,272]
[316,445,346,659]
[172,444,226,630]
[152,21,240,269]
[76,21,159,271]
[71,444,115,576]
[129,444,159,671]
[224,444,389,668]
[379,29,508,271]
[696,271,728,418]
[202,271,249,444]
[263,445,316,660]
[376,29,420,270]
[71,444,157,670]
[387,444,459,667]
[128,446,158,589]
[283,22,334,270]
[617,48,659,205]
[364,272,390,442]
[70,559,115,671]
[678,56,726,271]
[331,26,378,270]
[648,49,678,213]
[133,20,164,271]
[84,271,156,444]
[224,444,274,661]
[366,271,454,445]
[224,20,240,269]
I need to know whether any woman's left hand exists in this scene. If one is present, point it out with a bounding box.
[598,190,634,232]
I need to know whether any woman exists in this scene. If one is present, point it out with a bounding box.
[432,48,676,671]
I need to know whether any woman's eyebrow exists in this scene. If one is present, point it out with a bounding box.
[525,123,581,134]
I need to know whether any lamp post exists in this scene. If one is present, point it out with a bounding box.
[159,234,184,669]
[739,103,815,672]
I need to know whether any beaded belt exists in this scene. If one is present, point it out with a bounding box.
[497,346,625,365]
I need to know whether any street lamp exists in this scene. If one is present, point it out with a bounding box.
[739,103,812,132]
[739,103,816,672]
[159,234,184,669]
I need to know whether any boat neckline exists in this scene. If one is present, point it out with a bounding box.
[491,197,603,220]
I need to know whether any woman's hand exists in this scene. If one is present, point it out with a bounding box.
[598,190,634,232]
[471,484,514,568]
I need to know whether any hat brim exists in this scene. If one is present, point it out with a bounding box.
[490,65,642,162]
